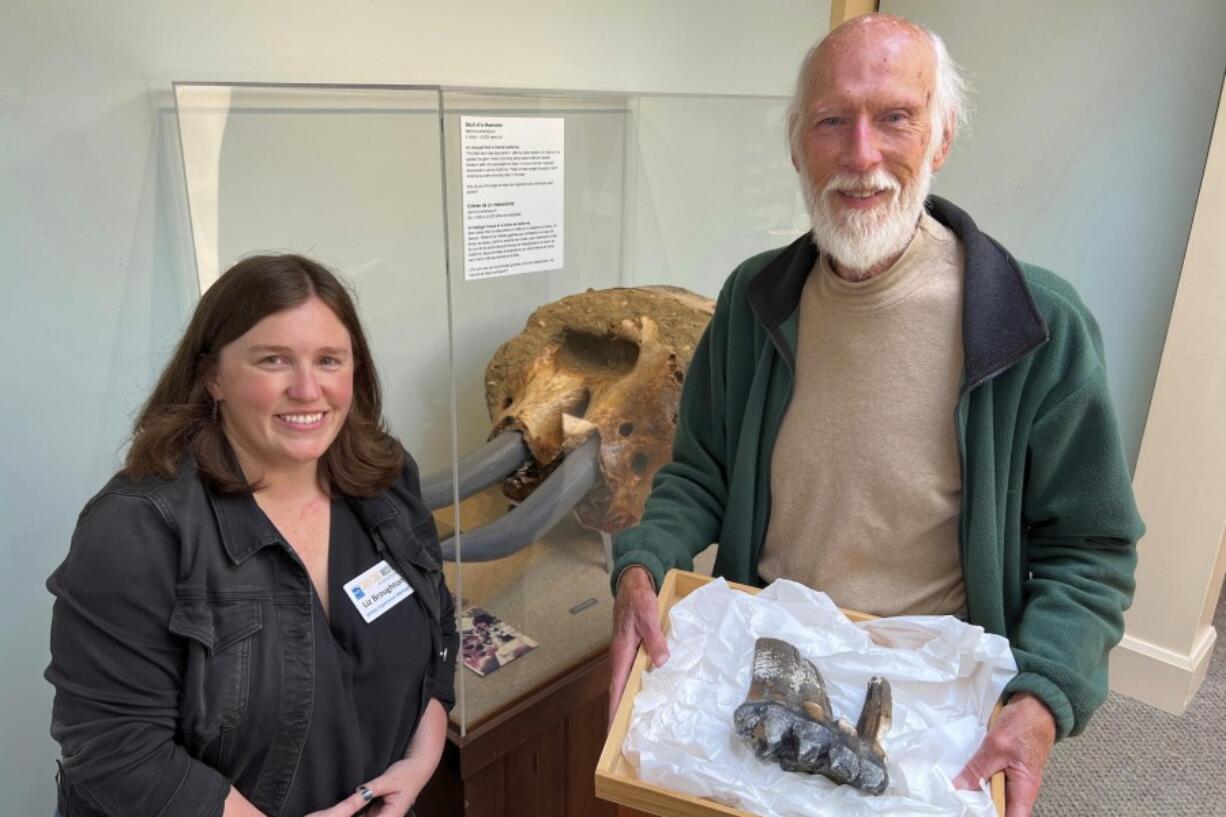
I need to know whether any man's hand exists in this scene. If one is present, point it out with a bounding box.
[608,565,669,727]
[954,692,1057,817]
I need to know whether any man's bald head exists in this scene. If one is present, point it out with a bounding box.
[827,13,928,38]
[819,12,932,59]
[786,14,969,167]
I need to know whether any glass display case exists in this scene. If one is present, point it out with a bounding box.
[175,82,807,736]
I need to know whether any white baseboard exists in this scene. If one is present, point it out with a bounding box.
[1109,626,1217,714]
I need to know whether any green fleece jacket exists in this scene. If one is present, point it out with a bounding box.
[613,197,1143,739]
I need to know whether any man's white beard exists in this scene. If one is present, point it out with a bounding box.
[803,159,934,279]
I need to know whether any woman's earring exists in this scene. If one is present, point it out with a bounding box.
[212,399,220,422]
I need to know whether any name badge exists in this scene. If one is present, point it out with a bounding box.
[343,560,414,623]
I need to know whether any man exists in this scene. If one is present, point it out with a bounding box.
[607,13,1143,816]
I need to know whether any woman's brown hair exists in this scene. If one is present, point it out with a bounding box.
[124,254,404,495]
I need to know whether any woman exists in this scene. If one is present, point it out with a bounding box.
[47,254,457,817]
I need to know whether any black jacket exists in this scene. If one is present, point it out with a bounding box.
[46,453,458,817]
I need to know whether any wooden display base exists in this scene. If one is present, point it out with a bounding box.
[416,648,618,817]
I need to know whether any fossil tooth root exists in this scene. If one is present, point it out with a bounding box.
[856,675,892,750]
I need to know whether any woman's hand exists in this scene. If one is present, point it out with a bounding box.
[223,786,268,816]
[301,758,434,817]
[302,787,378,817]
[305,698,449,817]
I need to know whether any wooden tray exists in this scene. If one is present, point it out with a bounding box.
[595,569,1006,816]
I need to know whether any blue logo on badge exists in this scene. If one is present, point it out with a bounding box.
[351,587,365,600]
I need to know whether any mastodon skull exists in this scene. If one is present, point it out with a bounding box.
[484,286,714,533]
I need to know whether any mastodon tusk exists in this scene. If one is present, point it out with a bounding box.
[419,430,530,510]
[441,435,601,562]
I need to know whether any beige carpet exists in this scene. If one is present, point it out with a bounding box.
[1036,580,1226,816]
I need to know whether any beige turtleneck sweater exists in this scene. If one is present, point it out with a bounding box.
[757,212,967,618]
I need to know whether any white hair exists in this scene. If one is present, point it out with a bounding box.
[785,20,971,165]
[928,28,971,149]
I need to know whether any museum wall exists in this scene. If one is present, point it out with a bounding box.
[0,2,826,814]
[881,0,1226,473]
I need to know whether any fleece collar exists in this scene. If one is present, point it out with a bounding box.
[746,195,1049,389]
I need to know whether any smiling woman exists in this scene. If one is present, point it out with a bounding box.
[207,297,356,485]
[45,254,458,817]
[126,254,401,496]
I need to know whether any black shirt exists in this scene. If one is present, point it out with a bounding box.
[48,455,456,817]
[281,497,433,814]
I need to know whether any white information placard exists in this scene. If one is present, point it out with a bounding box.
[461,116,564,280]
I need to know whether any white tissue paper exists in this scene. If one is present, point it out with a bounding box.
[622,578,1016,817]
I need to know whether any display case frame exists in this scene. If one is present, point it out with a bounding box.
[173,80,807,741]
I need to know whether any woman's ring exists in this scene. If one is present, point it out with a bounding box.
[357,785,374,803]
